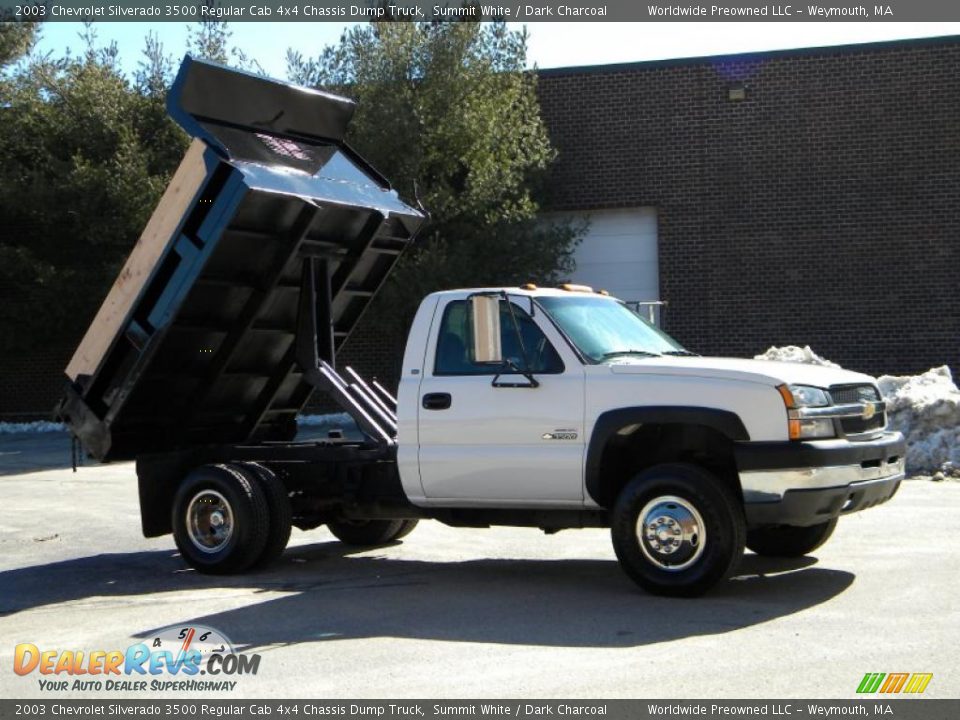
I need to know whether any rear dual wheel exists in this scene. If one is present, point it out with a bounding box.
[746,518,837,557]
[172,463,292,574]
[327,518,419,546]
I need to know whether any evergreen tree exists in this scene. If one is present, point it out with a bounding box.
[288,21,582,330]
[0,27,187,352]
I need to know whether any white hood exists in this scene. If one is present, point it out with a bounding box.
[607,356,876,388]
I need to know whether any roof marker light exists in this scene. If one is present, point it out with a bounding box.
[559,283,594,293]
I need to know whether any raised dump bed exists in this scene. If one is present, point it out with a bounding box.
[59,57,425,462]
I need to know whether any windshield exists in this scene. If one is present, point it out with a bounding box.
[538,295,686,362]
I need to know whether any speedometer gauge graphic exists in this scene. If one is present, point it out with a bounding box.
[151,624,235,660]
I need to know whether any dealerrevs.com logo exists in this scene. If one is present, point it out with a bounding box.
[13,625,260,693]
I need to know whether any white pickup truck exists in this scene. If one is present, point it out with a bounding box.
[60,58,906,597]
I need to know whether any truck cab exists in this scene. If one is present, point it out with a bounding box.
[395,286,905,595]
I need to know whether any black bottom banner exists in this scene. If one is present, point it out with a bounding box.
[1,700,957,720]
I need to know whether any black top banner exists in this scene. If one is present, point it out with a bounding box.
[2,0,960,22]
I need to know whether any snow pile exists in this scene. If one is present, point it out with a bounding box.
[297,412,362,440]
[0,420,65,434]
[296,412,354,427]
[755,346,960,478]
[877,367,960,479]
[754,345,839,368]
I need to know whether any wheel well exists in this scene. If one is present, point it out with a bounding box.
[591,423,742,508]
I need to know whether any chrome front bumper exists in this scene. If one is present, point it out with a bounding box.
[740,454,906,503]
[735,431,906,528]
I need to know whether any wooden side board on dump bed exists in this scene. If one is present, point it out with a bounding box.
[65,139,208,383]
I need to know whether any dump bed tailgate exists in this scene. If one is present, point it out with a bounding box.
[60,57,425,461]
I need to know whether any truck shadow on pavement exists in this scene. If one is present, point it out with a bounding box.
[0,540,853,648]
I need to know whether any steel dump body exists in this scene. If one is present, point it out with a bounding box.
[60,57,425,462]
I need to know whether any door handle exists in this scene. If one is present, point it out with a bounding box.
[422,392,452,410]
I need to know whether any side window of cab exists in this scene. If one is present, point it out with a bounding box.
[434,300,564,376]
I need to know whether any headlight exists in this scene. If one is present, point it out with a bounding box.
[779,384,830,408]
[777,384,836,439]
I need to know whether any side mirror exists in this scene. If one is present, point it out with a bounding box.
[470,295,502,364]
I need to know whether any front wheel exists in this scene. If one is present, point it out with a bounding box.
[327,518,419,547]
[746,518,838,557]
[611,463,745,597]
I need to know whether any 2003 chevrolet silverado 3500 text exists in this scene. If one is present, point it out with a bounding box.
[59,57,905,596]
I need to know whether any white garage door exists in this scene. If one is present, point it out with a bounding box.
[560,207,659,304]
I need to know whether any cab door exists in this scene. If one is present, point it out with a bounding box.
[416,296,585,505]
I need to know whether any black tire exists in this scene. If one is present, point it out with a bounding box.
[746,518,838,558]
[327,518,419,546]
[392,518,419,540]
[611,463,745,597]
[236,463,292,568]
[172,464,270,575]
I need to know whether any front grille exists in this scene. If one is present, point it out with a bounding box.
[830,384,885,436]
[829,384,880,404]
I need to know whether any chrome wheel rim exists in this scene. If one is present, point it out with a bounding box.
[186,490,234,554]
[637,495,706,571]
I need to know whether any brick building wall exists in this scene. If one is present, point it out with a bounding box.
[2,36,957,420]
[536,36,960,377]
